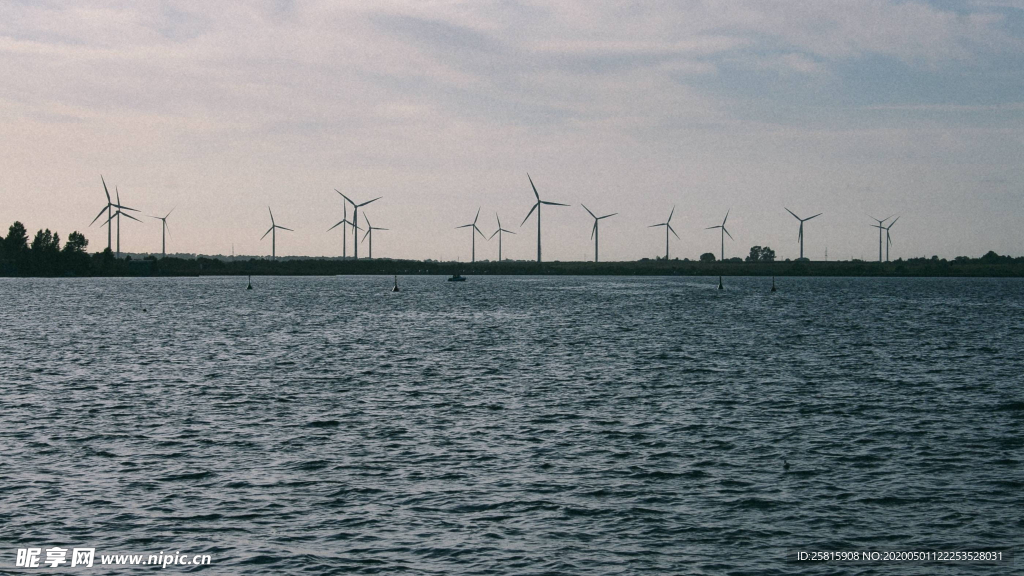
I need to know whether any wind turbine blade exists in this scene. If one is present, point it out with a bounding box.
[785,207,799,220]
[599,213,617,219]
[456,224,473,229]
[473,207,480,225]
[668,224,680,239]
[278,226,294,232]
[503,229,516,235]
[521,202,538,226]
[591,222,597,240]
[649,223,665,228]
[723,227,733,240]
[116,187,121,206]
[358,196,382,207]
[90,205,109,226]
[888,216,900,229]
[527,173,539,201]
[164,221,171,235]
[101,175,111,202]
[362,229,370,242]
[806,213,823,221]
[261,227,273,240]
[122,212,142,223]
[327,220,345,232]
[705,225,720,230]
[268,207,275,225]
[474,225,486,238]
[363,212,371,227]
[495,212,502,228]
[489,229,499,240]
[541,201,569,206]
[581,204,596,219]
[166,207,175,219]
[668,206,675,222]
[723,209,729,226]
[376,227,389,231]
[336,190,354,206]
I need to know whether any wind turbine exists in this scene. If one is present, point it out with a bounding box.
[260,207,293,259]
[336,191,381,260]
[149,207,175,257]
[884,216,899,262]
[785,208,822,260]
[649,206,679,260]
[581,204,617,263]
[99,187,141,258]
[870,215,893,263]
[327,200,358,258]
[489,213,516,261]
[705,210,733,262]
[89,176,138,253]
[521,174,569,263]
[361,213,387,259]
[456,208,487,262]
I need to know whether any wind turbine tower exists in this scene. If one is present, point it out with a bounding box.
[521,174,569,263]
[785,208,822,260]
[884,216,899,262]
[261,207,293,259]
[457,208,487,263]
[149,208,175,257]
[90,177,139,255]
[489,213,515,261]
[336,191,381,260]
[705,210,733,261]
[361,213,387,259]
[327,200,359,258]
[649,206,679,260]
[870,215,892,263]
[101,187,141,258]
[581,204,617,263]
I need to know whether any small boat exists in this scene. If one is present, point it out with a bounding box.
[392,276,400,292]
[246,275,253,290]
[447,274,466,282]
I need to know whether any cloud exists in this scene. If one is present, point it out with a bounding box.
[0,1,1021,260]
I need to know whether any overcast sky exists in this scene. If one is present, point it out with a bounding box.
[2,0,1022,261]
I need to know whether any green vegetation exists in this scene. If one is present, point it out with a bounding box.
[1,221,1022,277]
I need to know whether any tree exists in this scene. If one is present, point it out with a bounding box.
[747,246,762,262]
[31,229,61,253]
[700,252,716,263]
[63,231,88,253]
[4,222,29,255]
[760,246,776,262]
[30,229,61,275]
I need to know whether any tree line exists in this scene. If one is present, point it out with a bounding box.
[2,220,1022,277]
[0,221,113,276]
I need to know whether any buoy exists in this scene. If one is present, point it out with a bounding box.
[718,275,723,290]
[771,276,777,292]
[246,275,253,290]
[392,275,400,292]
[783,459,790,471]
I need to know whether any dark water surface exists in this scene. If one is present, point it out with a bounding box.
[2,276,1022,574]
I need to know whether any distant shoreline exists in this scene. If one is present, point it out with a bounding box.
[3,254,1023,278]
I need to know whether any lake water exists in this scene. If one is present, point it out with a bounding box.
[2,276,1022,574]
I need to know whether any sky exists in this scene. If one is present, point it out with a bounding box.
[1,0,1022,262]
